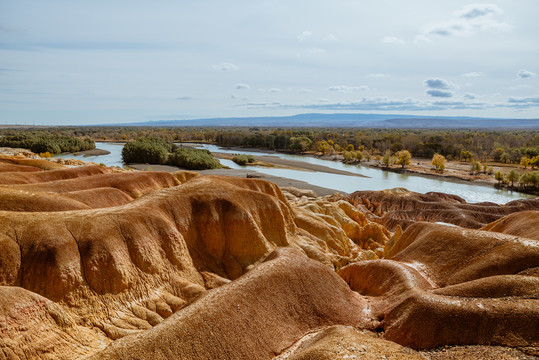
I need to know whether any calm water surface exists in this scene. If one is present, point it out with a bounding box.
[54,142,125,168]
[56,142,534,204]
[191,143,534,204]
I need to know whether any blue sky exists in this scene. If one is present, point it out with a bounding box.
[1,0,538,125]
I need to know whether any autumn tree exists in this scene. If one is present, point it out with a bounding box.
[531,155,539,169]
[395,150,411,169]
[382,150,393,168]
[470,160,482,174]
[431,153,446,173]
[521,156,530,169]
[460,150,473,162]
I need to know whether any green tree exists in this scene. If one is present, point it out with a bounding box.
[121,138,170,164]
[168,147,221,170]
[232,154,256,165]
[507,169,519,187]
[494,171,504,184]
[500,152,510,164]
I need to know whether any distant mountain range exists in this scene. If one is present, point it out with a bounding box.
[108,113,539,129]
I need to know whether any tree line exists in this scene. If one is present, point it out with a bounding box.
[0,131,95,155]
[2,127,536,163]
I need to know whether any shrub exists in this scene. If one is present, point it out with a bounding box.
[121,138,169,164]
[168,147,221,170]
[470,160,482,174]
[0,132,95,155]
[232,154,256,165]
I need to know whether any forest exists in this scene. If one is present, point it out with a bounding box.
[1,127,537,162]
[1,126,538,190]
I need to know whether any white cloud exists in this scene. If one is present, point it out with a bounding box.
[461,72,485,77]
[367,73,390,78]
[463,93,476,100]
[268,88,282,93]
[212,62,239,71]
[234,83,250,90]
[426,89,454,98]
[297,88,314,93]
[456,4,500,19]
[505,96,539,108]
[419,4,511,40]
[517,69,536,79]
[507,96,539,104]
[382,36,405,44]
[424,78,454,97]
[424,78,452,89]
[323,34,338,42]
[328,85,369,92]
[297,30,312,41]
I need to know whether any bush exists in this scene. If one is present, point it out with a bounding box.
[0,132,95,155]
[232,154,256,166]
[121,138,169,164]
[168,147,221,170]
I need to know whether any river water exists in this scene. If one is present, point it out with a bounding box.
[55,142,534,204]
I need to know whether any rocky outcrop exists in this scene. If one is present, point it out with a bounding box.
[481,210,539,240]
[1,159,538,359]
[339,221,539,349]
[347,188,539,230]
[0,164,110,184]
[90,249,369,360]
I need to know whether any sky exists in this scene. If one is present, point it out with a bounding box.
[1,0,538,125]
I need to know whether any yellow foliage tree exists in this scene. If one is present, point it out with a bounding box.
[395,150,411,169]
[431,153,446,173]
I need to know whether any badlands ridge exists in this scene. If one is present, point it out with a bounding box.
[0,155,538,359]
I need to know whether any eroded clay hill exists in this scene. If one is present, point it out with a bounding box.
[0,159,538,360]
[347,188,539,230]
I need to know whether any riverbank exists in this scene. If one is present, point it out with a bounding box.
[69,148,111,157]
[212,152,368,178]
[128,163,346,196]
[202,144,504,186]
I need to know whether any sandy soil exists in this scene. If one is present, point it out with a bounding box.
[202,145,523,185]
[213,152,368,177]
[76,148,111,156]
[129,163,347,196]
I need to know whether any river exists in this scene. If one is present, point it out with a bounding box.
[55,142,534,204]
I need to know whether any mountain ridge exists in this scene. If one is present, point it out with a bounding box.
[105,113,539,128]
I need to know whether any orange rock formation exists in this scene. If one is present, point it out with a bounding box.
[0,159,537,359]
[347,188,539,230]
